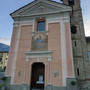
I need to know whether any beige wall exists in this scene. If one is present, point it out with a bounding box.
[0,52,8,69]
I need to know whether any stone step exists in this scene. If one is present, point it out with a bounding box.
[31,89,44,90]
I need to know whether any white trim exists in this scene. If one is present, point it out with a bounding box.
[23,66,26,83]
[50,61,52,84]
[25,51,52,59]
[20,22,33,26]
[26,63,28,83]
[32,20,35,32]
[60,21,68,86]
[67,76,76,78]
[10,25,21,84]
[48,57,51,61]
[46,18,61,23]
[26,50,52,54]
[46,21,48,30]
[63,18,70,22]
[11,0,71,17]
[46,16,69,24]
[14,20,34,25]
[68,22,75,76]
[26,58,29,62]
[15,10,71,17]
[46,20,48,35]
[13,23,19,28]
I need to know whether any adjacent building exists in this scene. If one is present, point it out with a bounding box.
[5,0,90,90]
[0,43,9,69]
[86,37,90,61]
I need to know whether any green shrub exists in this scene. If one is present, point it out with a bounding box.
[0,83,5,88]
[0,84,3,88]
[4,66,6,71]
[70,81,76,86]
[1,77,7,81]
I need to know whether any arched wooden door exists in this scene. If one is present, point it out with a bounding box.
[31,63,45,89]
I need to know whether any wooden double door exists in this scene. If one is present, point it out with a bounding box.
[31,63,45,89]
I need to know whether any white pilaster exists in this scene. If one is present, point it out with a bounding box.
[48,57,51,84]
[23,58,29,83]
[60,21,68,86]
[11,25,21,84]
[64,19,75,77]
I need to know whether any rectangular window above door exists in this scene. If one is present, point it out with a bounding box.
[37,21,45,32]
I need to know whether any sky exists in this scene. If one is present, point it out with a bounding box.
[0,0,90,45]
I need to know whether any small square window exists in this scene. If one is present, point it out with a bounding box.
[39,75,43,81]
[0,53,3,57]
[68,0,74,5]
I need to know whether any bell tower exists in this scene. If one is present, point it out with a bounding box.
[61,0,90,89]
[61,0,80,7]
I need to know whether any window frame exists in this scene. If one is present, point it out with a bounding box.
[35,18,46,32]
[68,0,74,5]
[0,58,2,62]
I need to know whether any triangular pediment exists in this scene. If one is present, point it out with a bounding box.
[11,0,72,18]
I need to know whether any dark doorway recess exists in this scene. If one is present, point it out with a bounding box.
[31,63,45,89]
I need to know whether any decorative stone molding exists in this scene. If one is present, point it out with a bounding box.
[13,23,19,28]
[37,58,40,62]
[63,17,70,23]
[25,51,52,61]
[32,31,35,36]
[46,30,48,35]
[10,0,72,21]
[25,58,29,62]
[48,57,51,61]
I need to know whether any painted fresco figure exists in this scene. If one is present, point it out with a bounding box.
[37,35,43,43]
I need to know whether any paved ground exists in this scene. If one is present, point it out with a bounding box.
[0,72,5,84]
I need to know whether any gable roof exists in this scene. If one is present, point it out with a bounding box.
[10,0,72,19]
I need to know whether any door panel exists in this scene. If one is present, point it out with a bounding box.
[31,63,45,89]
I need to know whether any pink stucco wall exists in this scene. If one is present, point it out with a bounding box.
[6,27,18,76]
[48,22,62,86]
[9,25,33,84]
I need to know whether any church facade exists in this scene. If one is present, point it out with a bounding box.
[5,0,90,90]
